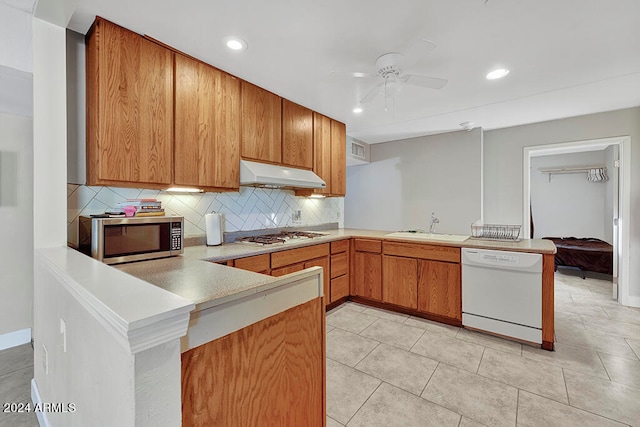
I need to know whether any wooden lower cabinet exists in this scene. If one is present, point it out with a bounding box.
[181,298,325,426]
[330,275,349,302]
[233,253,270,274]
[382,255,418,309]
[353,251,382,300]
[417,260,461,321]
[271,262,305,277]
[305,257,330,305]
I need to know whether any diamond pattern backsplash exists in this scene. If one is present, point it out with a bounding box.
[67,184,344,246]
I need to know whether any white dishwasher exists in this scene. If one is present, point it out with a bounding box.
[462,248,542,343]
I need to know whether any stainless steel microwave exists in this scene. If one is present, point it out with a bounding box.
[78,216,184,264]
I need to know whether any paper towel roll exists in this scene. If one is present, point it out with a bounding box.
[205,212,223,246]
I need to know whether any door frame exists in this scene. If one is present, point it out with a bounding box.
[522,136,632,306]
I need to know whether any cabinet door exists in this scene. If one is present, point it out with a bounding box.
[86,18,173,187]
[353,252,382,301]
[282,99,313,169]
[418,260,461,320]
[330,120,346,196]
[382,255,418,309]
[312,113,332,195]
[305,257,330,305]
[174,54,240,190]
[241,81,282,163]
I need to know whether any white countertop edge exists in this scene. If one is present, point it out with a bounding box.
[36,247,195,354]
[193,266,324,312]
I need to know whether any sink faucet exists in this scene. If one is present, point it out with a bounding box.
[429,212,440,233]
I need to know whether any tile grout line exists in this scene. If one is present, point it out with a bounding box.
[344,381,384,426]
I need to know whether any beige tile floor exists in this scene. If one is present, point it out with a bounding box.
[326,272,640,426]
[1,272,639,426]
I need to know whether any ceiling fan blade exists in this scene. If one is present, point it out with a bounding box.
[360,82,384,103]
[401,74,448,90]
[401,36,437,67]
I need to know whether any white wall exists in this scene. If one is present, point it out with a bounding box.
[0,2,34,347]
[530,150,610,242]
[0,114,33,341]
[484,106,640,300]
[344,128,482,234]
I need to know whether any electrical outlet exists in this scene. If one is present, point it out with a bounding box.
[336,211,341,219]
[292,210,302,224]
[60,318,67,353]
[42,344,48,375]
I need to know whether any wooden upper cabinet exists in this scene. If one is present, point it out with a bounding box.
[241,81,282,164]
[86,17,174,187]
[330,120,346,196]
[282,99,313,169]
[313,113,332,195]
[174,54,241,190]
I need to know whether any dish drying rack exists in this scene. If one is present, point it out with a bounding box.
[470,224,521,241]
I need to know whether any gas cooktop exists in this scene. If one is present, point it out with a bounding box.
[237,231,330,246]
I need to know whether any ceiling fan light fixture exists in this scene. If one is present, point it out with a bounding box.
[486,68,509,80]
[224,36,247,52]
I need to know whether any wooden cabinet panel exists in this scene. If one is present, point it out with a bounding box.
[330,252,348,279]
[382,255,418,309]
[331,275,349,303]
[86,17,173,187]
[383,241,460,263]
[271,243,330,269]
[181,298,324,426]
[353,251,382,300]
[241,81,282,163]
[330,120,346,196]
[271,263,305,277]
[233,254,270,273]
[174,53,240,190]
[282,99,313,169]
[417,260,461,320]
[354,239,382,254]
[313,113,332,195]
[305,257,330,305]
[331,239,350,255]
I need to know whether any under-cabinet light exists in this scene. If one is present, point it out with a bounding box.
[166,187,204,193]
[309,194,325,199]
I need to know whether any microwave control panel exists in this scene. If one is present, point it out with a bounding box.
[171,222,182,251]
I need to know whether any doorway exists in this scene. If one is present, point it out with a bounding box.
[522,136,631,306]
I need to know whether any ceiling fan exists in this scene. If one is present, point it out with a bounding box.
[335,40,448,110]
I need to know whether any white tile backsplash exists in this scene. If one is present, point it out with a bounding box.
[66,184,344,245]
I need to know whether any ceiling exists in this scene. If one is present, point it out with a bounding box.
[64,0,640,144]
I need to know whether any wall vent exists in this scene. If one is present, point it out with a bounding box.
[351,141,366,160]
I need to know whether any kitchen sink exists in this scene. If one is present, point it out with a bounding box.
[384,231,470,243]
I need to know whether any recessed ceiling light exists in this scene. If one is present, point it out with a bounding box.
[353,107,363,113]
[486,68,510,80]
[223,36,247,52]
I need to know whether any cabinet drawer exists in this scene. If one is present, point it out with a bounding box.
[330,252,348,279]
[331,275,349,302]
[233,254,270,273]
[331,239,350,254]
[383,241,460,263]
[271,243,330,269]
[354,239,382,254]
[271,263,305,277]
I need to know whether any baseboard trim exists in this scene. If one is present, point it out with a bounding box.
[31,378,51,427]
[0,328,31,351]
[626,295,640,309]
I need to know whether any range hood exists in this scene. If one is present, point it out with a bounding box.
[240,160,326,189]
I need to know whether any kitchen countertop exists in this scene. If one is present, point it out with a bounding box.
[116,228,555,312]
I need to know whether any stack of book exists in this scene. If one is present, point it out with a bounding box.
[118,199,165,217]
